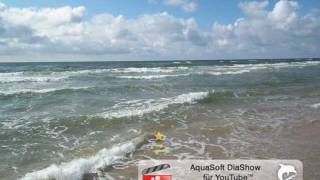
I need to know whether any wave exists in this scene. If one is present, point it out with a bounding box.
[115,60,320,78]
[1,61,318,83]
[198,91,235,103]
[0,72,24,76]
[201,70,251,76]
[97,91,210,119]
[51,69,111,76]
[109,67,188,73]
[236,61,320,69]
[49,67,189,76]
[0,87,91,96]
[0,69,113,83]
[117,73,190,79]
[272,61,320,67]
[0,70,111,83]
[0,67,189,83]
[310,103,320,109]
[21,135,147,180]
[195,61,320,76]
[0,76,67,83]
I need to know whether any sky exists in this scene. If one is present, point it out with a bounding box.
[0,0,319,61]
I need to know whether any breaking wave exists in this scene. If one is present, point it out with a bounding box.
[0,75,67,83]
[0,87,91,96]
[196,61,320,76]
[21,135,146,180]
[117,73,190,79]
[310,103,320,109]
[97,91,210,119]
[0,67,189,83]
[109,67,188,73]
[1,61,319,83]
[201,70,251,75]
[0,70,110,83]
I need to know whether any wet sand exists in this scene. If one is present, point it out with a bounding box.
[85,105,320,180]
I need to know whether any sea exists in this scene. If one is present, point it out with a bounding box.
[0,59,320,179]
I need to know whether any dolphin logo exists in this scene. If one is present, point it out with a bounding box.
[277,164,297,180]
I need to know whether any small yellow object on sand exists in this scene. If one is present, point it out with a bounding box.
[159,144,165,149]
[153,149,160,155]
[154,131,164,141]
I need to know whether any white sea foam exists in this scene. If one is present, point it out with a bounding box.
[20,137,143,180]
[98,91,210,119]
[109,67,188,73]
[1,61,318,83]
[0,87,91,96]
[52,69,111,76]
[0,67,190,83]
[117,73,190,79]
[47,67,188,77]
[51,67,188,75]
[310,103,320,109]
[202,69,251,75]
[0,76,67,83]
[195,61,320,76]
[0,72,24,76]
[244,61,320,69]
[0,69,112,83]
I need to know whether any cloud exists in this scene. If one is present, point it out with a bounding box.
[0,4,205,59]
[152,0,198,12]
[211,0,320,58]
[0,0,319,61]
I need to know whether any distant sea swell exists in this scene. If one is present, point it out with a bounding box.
[1,61,319,83]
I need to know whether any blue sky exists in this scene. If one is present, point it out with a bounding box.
[0,0,240,27]
[0,0,319,61]
[2,0,319,27]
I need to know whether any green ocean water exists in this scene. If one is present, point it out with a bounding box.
[0,59,320,179]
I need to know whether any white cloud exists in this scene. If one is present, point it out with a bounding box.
[155,0,197,12]
[0,4,205,60]
[0,0,319,61]
[181,1,197,12]
[239,1,269,18]
[211,0,320,58]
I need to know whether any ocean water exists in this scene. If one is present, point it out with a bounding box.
[0,59,320,179]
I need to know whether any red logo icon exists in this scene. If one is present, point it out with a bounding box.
[142,174,172,180]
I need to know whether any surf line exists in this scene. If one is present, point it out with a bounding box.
[22,133,153,180]
[83,133,153,179]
